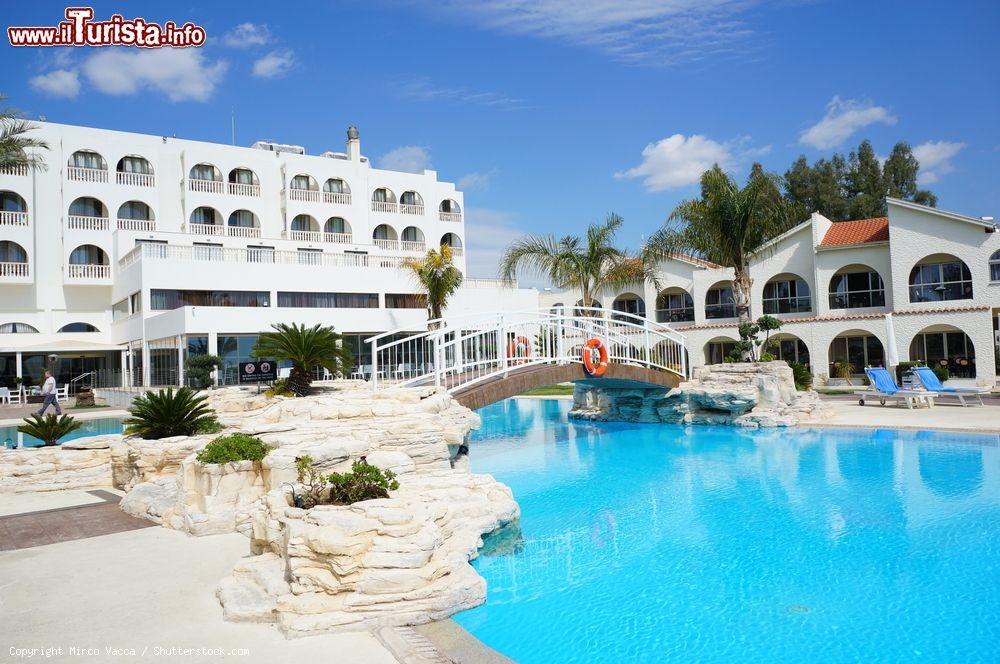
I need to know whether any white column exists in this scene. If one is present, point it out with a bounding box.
[120,349,128,387]
[177,342,185,387]
[207,332,219,385]
[15,352,23,382]
[141,344,151,387]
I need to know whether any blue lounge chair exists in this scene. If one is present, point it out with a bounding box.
[856,367,937,409]
[911,366,988,407]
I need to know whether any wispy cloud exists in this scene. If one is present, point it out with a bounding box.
[404,0,764,67]
[252,49,296,79]
[457,169,497,191]
[29,69,80,98]
[395,77,528,110]
[913,140,965,185]
[380,145,433,173]
[615,134,770,191]
[799,96,897,150]
[223,22,273,48]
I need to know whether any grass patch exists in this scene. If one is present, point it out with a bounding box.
[520,384,575,396]
[69,403,110,410]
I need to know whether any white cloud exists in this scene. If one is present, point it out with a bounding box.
[799,96,897,149]
[29,69,80,98]
[463,208,541,283]
[252,49,296,78]
[406,1,762,66]
[457,169,497,191]
[380,146,432,173]
[913,140,965,185]
[396,77,527,110]
[81,48,227,102]
[615,134,769,192]
[223,22,272,47]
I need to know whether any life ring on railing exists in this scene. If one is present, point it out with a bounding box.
[507,335,532,365]
[582,338,608,377]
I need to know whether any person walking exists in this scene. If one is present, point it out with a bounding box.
[37,370,62,415]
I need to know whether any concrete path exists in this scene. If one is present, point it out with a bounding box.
[802,399,1000,434]
[1,526,399,664]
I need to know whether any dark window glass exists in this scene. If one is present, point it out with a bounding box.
[277,292,379,308]
[386,293,427,309]
[150,289,269,310]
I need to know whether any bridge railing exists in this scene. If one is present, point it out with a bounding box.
[365,306,687,392]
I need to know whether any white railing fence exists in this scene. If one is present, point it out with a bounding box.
[365,306,687,393]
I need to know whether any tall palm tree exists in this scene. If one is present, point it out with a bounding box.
[252,323,353,396]
[0,97,48,170]
[500,213,653,314]
[643,165,793,323]
[402,244,463,326]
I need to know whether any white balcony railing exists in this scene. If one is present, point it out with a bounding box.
[117,218,156,231]
[67,215,109,231]
[67,263,111,280]
[289,188,321,203]
[187,223,224,236]
[289,230,322,242]
[116,171,154,187]
[67,166,108,183]
[400,204,425,216]
[0,210,29,226]
[0,261,29,277]
[323,232,353,244]
[372,201,398,213]
[323,191,351,205]
[401,241,426,252]
[227,225,262,238]
[188,178,224,194]
[463,278,514,289]
[439,212,462,223]
[374,238,399,250]
[449,247,464,257]
[118,243,410,271]
[0,164,28,176]
[228,182,260,197]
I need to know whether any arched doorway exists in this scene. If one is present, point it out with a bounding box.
[828,330,884,382]
[909,325,977,379]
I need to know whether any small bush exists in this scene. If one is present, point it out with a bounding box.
[18,414,82,446]
[194,417,224,435]
[292,455,399,508]
[932,365,950,383]
[786,361,813,391]
[185,354,224,389]
[196,433,272,464]
[265,378,293,398]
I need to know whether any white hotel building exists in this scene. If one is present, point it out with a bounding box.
[1,120,998,391]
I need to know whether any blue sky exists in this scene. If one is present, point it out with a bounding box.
[4,1,998,281]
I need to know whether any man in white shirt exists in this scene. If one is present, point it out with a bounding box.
[37,370,62,416]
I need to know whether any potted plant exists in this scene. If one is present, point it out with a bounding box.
[832,360,855,386]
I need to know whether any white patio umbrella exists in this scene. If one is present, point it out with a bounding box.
[884,313,899,368]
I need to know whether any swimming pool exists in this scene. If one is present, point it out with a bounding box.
[456,399,1000,662]
[0,416,125,448]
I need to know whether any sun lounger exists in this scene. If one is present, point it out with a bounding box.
[911,366,989,407]
[855,367,937,409]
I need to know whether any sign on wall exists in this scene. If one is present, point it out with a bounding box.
[239,360,277,383]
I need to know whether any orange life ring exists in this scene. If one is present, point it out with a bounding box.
[507,335,532,365]
[582,338,608,377]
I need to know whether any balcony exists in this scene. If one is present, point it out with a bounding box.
[374,238,399,250]
[372,201,398,214]
[67,215,109,231]
[323,191,351,205]
[401,240,426,252]
[289,189,321,203]
[449,247,464,257]
[67,166,108,183]
[400,204,425,216]
[0,261,30,280]
[228,182,260,197]
[439,212,462,223]
[227,225,262,238]
[0,165,28,177]
[117,218,156,232]
[324,232,353,244]
[289,230,322,242]
[66,263,111,281]
[188,178,224,194]
[118,243,408,271]
[0,211,29,227]
[188,223,224,236]
[116,171,155,187]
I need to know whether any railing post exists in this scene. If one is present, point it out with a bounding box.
[433,335,441,387]
[556,310,565,363]
[371,342,380,390]
[644,329,650,367]
[497,314,507,373]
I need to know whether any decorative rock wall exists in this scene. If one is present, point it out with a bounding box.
[0,435,118,493]
[571,362,831,427]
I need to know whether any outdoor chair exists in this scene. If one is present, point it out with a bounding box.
[856,367,937,409]
[0,387,10,405]
[911,366,989,407]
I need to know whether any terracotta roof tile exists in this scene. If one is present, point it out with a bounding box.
[673,305,990,331]
[819,217,889,247]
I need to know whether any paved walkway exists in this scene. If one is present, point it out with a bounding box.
[802,398,1000,434]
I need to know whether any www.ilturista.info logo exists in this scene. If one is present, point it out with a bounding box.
[8,7,206,48]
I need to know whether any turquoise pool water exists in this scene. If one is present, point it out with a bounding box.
[0,416,125,448]
[456,399,1000,662]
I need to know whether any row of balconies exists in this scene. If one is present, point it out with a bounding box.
[66,166,156,187]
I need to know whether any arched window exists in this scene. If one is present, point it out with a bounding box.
[290,214,317,232]
[0,322,38,333]
[400,191,424,212]
[0,191,27,212]
[324,217,349,235]
[612,293,646,321]
[439,199,461,214]
[829,332,884,378]
[705,284,735,319]
[440,232,462,248]
[69,150,106,170]
[118,201,153,220]
[705,337,738,364]
[189,163,221,181]
[373,224,397,241]
[989,250,1000,282]
[190,206,221,226]
[829,266,885,309]
[0,241,28,263]
[372,188,396,203]
[908,256,973,302]
[402,226,424,242]
[69,197,106,218]
[910,327,977,378]
[58,322,100,333]
[771,334,810,367]
[69,244,108,265]
[656,288,694,323]
[290,174,317,190]
[323,178,349,193]
[228,210,258,228]
[228,167,258,185]
[116,155,153,174]
[762,275,811,314]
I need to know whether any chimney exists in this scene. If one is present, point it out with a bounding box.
[346,126,360,162]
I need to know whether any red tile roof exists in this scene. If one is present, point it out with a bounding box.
[819,217,889,247]
[673,305,990,331]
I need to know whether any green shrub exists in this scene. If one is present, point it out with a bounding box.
[291,455,399,508]
[17,414,82,446]
[832,360,856,385]
[185,354,223,389]
[196,433,272,464]
[895,361,922,384]
[931,365,950,384]
[265,378,293,398]
[786,361,813,391]
[124,387,218,440]
[759,352,775,362]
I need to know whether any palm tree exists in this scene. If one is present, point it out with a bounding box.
[402,244,463,326]
[0,97,48,170]
[500,213,653,314]
[18,414,82,447]
[124,387,218,439]
[252,323,353,396]
[643,165,793,323]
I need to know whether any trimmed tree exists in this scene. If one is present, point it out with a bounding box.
[252,323,353,396]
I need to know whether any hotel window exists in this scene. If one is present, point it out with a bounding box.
[386,293,427,309]
[829,271,885,309]
[150,289,270,310]
[229,168,256,184]
[248,246,275,263]
[656,290,694,323]
[277,292,379,308]
[705,287,736,319]
[193,242,223,261]
[130,292,142,314]
[297,248,322,265]
[908,260,973,302]
[113,298,130,322]
[990,250,1000,282]
[290,175,313,190]
[217,334,261,385]
[0,322,39,333]
[68,196,104,217]
[190,163,219,181]
[762,278,811,314]
[69,150,106,170]
[118,156,152,174]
